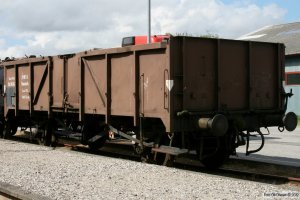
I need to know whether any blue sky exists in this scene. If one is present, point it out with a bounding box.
[0,0,299,59]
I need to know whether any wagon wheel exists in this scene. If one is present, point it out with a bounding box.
[3,119,18,139]
[139,146,155,164]
[201,148,229,169]
[88,135,107,152]
[199,136,229,169]
[35,129,49,146]
[38,118,57,147]
[84,127,107,152]
[36,130,46,145]
[134,144,167,165]
[0,120,4,138]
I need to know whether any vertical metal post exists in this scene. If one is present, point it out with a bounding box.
[148,0,151,44]
[48,58,53,118]
[14,64,19,116]
[29,62,33,116]
[248,42,252,110]
[79,58,84,122]
[106,54,111,124]
[216,40,220,111]
[134,51,140,127]
[63,57,67,100]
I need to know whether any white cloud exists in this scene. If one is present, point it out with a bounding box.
[27,33,54,48]
[0,46,26,59]
[0,39,5,46]
[151,1,286,38]
[0,0,287,59]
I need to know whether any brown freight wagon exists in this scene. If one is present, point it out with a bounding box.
[0,36,297,168]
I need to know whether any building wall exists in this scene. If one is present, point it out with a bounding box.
[285,56,300,115]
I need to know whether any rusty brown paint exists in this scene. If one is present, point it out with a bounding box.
[0,37,285,133]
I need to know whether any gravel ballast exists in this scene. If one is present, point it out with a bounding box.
[0,139,299,200]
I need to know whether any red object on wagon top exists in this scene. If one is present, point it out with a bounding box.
[122,35,170,47]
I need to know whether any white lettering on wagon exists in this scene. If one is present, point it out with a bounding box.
[7,76,15,87]
[21,81,29,86]
[8,82,15,87]
[20,73,30,100]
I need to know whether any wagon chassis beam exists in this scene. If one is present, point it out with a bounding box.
[108,125,153,147]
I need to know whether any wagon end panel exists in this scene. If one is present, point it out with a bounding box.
[179,37,282,113]
[181,38,249,112]
[181,37,217,111]
[82,55,107,115]
[219,40,248,110]
[250,42,281,110]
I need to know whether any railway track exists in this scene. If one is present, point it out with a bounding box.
[6,135,300,187]
[0,135,299,199]
[58,139,300,187]
[0,191,18,200]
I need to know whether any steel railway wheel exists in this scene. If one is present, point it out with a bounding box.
[199,136,230,169]
[3,119,17,139]
[82,119,107,151]
[87,134,107,151]
[37,118,57,147]
[0,120,4,138]
[201,147,229,169]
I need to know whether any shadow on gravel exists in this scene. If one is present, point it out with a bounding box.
[236,153,300,168]
[2,137,299,187]
[67,143,300,186]
[174,157,300,186]
[72,144,141,162]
